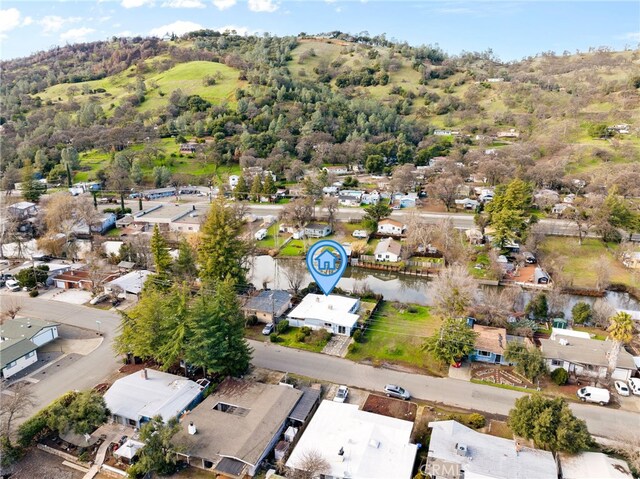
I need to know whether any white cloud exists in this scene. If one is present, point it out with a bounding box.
[121,0,154,8]
[335,6,342,13]
[39,15,82,34]
[22,16,33,27]
[149,20,202,37]
[115,30,135,37]
[215,24,254,36]
[212,0,236,10]
[324,0,337,3]
[162,0,205,7]
[248,0,278,13]
[60,27,96,43]
[0,8,22,35]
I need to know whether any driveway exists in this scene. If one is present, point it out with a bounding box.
[38,288,92,305]
[248,339,639,441]
[1,294,121,426]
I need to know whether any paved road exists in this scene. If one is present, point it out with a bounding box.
[1,295,121,424]
[126,199,586,237]
[248,339,638,441]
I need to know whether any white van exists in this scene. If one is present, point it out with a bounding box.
[577,386,610,406]
[628,378,640,396]
[254,228,268,241]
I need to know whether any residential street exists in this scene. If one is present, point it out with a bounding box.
[248,339,638,441]
[3,295,634,440]
[1,295,122,425]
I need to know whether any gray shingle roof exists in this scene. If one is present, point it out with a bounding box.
[243,290,292,315]
[540,335,636,369]
[1,337,37,369]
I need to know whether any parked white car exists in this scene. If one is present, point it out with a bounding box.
[614,381,630,397]
[628,378,640,396]
[5,280,20,292]
[577,386,610,406]
[334,385,349,403]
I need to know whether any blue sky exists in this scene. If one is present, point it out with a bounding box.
[1,1,638,61]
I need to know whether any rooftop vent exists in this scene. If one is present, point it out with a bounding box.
[455,443,468,457]
[369,439,380,448]
[188,422,197,435]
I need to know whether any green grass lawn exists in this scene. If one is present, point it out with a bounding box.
[256,224,281,249]
[278,236,335,257]
[244,324,329,353]
[346,301,447,376]
[573,325,608,340]
[539,237,638,289]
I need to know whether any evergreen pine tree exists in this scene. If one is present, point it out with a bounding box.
[250,174,263,202]
[234,175,249,200]
[198,198,250,287]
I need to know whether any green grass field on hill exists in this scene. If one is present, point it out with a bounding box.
[34,60,242,115]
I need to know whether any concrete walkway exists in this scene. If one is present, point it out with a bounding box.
[321,334,351,357]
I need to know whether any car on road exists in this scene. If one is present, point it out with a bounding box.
[334,385,349,403]
[628,378,640,396]
[577,386,610,406]
[5,280,21,292]
[262,323,275,335]
[614,381,630,397]
[384,384,410,400]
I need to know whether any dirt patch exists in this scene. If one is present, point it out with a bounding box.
[363,394,417,421]
[8,448,85,479]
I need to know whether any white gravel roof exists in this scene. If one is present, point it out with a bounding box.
[104,369,203,424]
[287,294,359,328]
[287,400,417,479]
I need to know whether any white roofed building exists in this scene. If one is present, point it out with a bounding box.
[426,420,556,479]
[104,270,153,297]
[286,400,417,479]
[103,368,207,428]
[287,294,360,336]
[559,452,632,479]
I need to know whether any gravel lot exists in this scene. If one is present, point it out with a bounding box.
[9,449,85,479]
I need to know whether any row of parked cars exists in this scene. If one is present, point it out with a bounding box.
[577,378,640,406]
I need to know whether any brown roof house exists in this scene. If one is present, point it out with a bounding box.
[175,378,303,478]
[469,323,534,366]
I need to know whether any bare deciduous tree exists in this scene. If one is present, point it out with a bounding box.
[390,163,416,193]
[425,174,463,211]
[321,196,339,229]
[0,382,35,439]
[287,449,331,479]
[280,259,309,296]
[280,198,315,228]
[431,263,478,318]
[1,297,22,322]
[592,298,616,329]
[594,254,611,291]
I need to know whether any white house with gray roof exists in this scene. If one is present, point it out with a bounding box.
[426,420,556,479]
[104,368,207,428]
[0,317,59,379]
[540,334,636,381]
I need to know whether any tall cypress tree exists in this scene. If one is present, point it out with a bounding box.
[198,198,249,287]
[150,225,172,286]
[186,278,252,377]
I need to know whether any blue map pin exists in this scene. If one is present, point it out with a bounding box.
[306,240,348,296]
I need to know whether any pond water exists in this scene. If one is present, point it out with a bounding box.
[250,255,640,313]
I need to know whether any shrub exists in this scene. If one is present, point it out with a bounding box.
[551,368,569,385]
[276,320,289,334]
[407,305,419,314]
[29,289,39,297]
[467,413,486,429]
[347,343,359,354]
[301,326,312,336]
[353,329,364,343]
[246,315,258,326]
[294,331,307,343]
[17,414,49,448]
[269,333,279,343]
[322,330,332,341]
